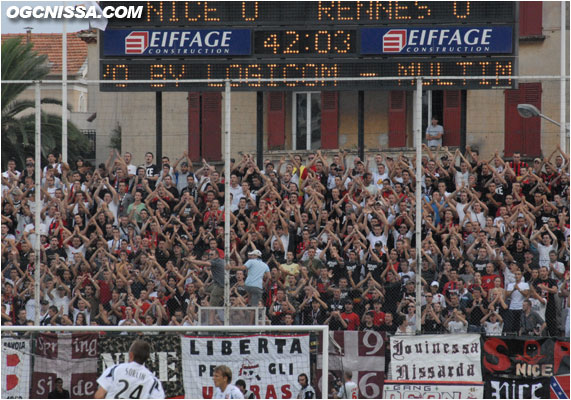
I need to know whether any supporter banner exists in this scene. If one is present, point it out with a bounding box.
[181,334,310,399]
[383,380,484,399]
[482,337,570,379]
[103,29,252,56]
[2,337,31,399]
[482,337,570,400]
[31,333,98,399]
[317,331,386,398]
[390,334,482,381]
[98,334,183,398]
[361,26,513,55]
[485,376,550,399]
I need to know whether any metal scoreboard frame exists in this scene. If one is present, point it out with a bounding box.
[99,1,518,91]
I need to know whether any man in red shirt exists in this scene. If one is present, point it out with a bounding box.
[481,263,502,292]
[340,300,360,331]
[442,269,462,306]
[509,152,529,178]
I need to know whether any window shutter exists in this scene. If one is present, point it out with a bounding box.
[504,82,542,157]
[321,91,339,149]
[267,92,286,150]
[443,91,462,147]
[188,92,201,161]
[519,1,543,37]
[201,92,222,161]
[522,83,542,156]
[388,91,407,147]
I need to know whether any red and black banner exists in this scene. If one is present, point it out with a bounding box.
[482,336,570,399]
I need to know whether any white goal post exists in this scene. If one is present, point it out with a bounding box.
[1,324,329,399]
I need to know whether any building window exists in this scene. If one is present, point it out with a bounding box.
[519,1,543,38]
[293,92,321,150]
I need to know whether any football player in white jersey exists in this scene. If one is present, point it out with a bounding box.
[213,365,244,399]
[95,340,165,399]
[336,371,358,399]
[296,373,316,399]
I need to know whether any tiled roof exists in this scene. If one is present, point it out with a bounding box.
[2,32,88,76]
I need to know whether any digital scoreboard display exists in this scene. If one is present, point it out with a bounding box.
[103,1,516,26]
[100,1,517,91]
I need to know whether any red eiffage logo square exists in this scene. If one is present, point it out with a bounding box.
[383,30,407,53]
[125,31,149,54]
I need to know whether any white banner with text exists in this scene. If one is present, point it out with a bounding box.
[181,334,310,399]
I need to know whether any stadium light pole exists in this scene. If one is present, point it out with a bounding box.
[34,82,42,326]
[414,79,423,334]
[223,80,231,326]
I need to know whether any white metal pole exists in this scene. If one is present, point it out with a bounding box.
[306,93,311,150]
[561,0,567,150]
[427,90,432,128]
[0,324,329,333]
[224,80,231,325]
[321,325,329,400]
[62,17,68,163]
[34,82,42,326]
[414,79,423,333]
[292,93,297,150]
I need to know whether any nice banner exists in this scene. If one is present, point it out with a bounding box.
[482,336,570,399]
[181,334,310,399]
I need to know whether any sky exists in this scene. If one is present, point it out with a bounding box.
[1,1,91,34]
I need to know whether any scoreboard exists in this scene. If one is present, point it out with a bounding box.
[100,1,517,91]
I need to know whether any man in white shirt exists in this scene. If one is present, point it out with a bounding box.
[426,116,444,148]
[212,365,244,399]
[531,226,558,268]
[505,270,530,335]
[335,371,358,399]
[296,373,315,399]
[95,340,165,399]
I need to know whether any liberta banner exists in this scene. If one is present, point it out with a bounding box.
[482,336,570,399]
[181,334,310,399]
[2,337,31,399]
[390,334,482,382]
[98,334,183,398]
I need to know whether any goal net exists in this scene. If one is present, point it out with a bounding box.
[1,325,329,399]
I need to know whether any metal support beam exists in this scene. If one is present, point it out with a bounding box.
[62,19,68,163]
[561,0,567,150]
[414,79,423,334]
[224,81,231,325]
[34,82,42,326]
[156,92,163,163]
[358,90,364,160]
[257,91,264,169]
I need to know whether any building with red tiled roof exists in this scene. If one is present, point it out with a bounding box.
[2,31,88,77]
[2,30,96,161]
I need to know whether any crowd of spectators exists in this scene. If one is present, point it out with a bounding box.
[1,143,569,337]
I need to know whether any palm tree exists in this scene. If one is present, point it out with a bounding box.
[1,36,90,169]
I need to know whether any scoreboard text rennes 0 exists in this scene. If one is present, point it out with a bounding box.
[100,1,517,91]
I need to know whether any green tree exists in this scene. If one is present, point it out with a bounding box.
[1,37,90,169]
